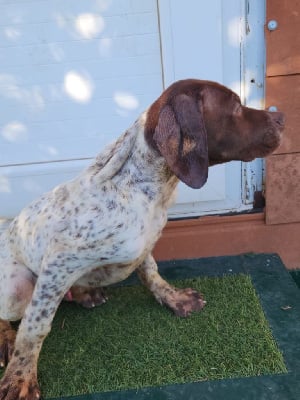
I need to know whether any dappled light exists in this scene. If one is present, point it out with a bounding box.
[4,27,21,41]
[1,121,28,143]
[38,144,59,157]
[0,74,45,109]
[54,11,105,41]
[113,91,139,110]
[63,71,94,103]
[74,13,105,39]
[227,17,241,48]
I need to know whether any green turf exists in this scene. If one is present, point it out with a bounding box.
[33,274,287,398]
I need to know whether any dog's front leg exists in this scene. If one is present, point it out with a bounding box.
[0,251,83,400]
[137,254,206,317]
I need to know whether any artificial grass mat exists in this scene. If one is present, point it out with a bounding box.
[34,274,286,398]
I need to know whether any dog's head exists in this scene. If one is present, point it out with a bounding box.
[145,79,285,189]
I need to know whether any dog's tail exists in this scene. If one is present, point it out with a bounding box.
[86,121,139,182]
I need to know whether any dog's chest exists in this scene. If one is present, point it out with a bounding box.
[87,190,168,262]
[69,167,174,263]
[74,208,166,287]
[67,191,169,287]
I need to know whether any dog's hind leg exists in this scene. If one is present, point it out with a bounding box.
[0,254,36,367]
[137,254,206,317]
[0,248,92,400]
[0,261,35,323]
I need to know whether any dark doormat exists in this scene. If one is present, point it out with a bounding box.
[15,254,300,400]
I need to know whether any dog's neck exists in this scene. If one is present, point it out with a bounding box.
[84,111,178,208]
[115,112,179,205]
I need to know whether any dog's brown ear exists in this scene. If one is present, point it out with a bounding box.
[153,94,208,189]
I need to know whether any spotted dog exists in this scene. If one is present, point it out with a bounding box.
[0,79,284,400]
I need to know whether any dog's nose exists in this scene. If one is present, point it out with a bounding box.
[269,111,285,129]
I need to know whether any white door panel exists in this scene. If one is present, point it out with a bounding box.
[170,162,242,218]
[176,166,227,204]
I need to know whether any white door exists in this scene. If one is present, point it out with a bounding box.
[0,0,265,219]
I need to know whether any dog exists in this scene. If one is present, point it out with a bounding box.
[0,79,284,400]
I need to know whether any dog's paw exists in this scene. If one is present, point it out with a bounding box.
[0,321,16,368]
[0,374,40,400]
[64,286,108,308]
[162,287,206,317]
